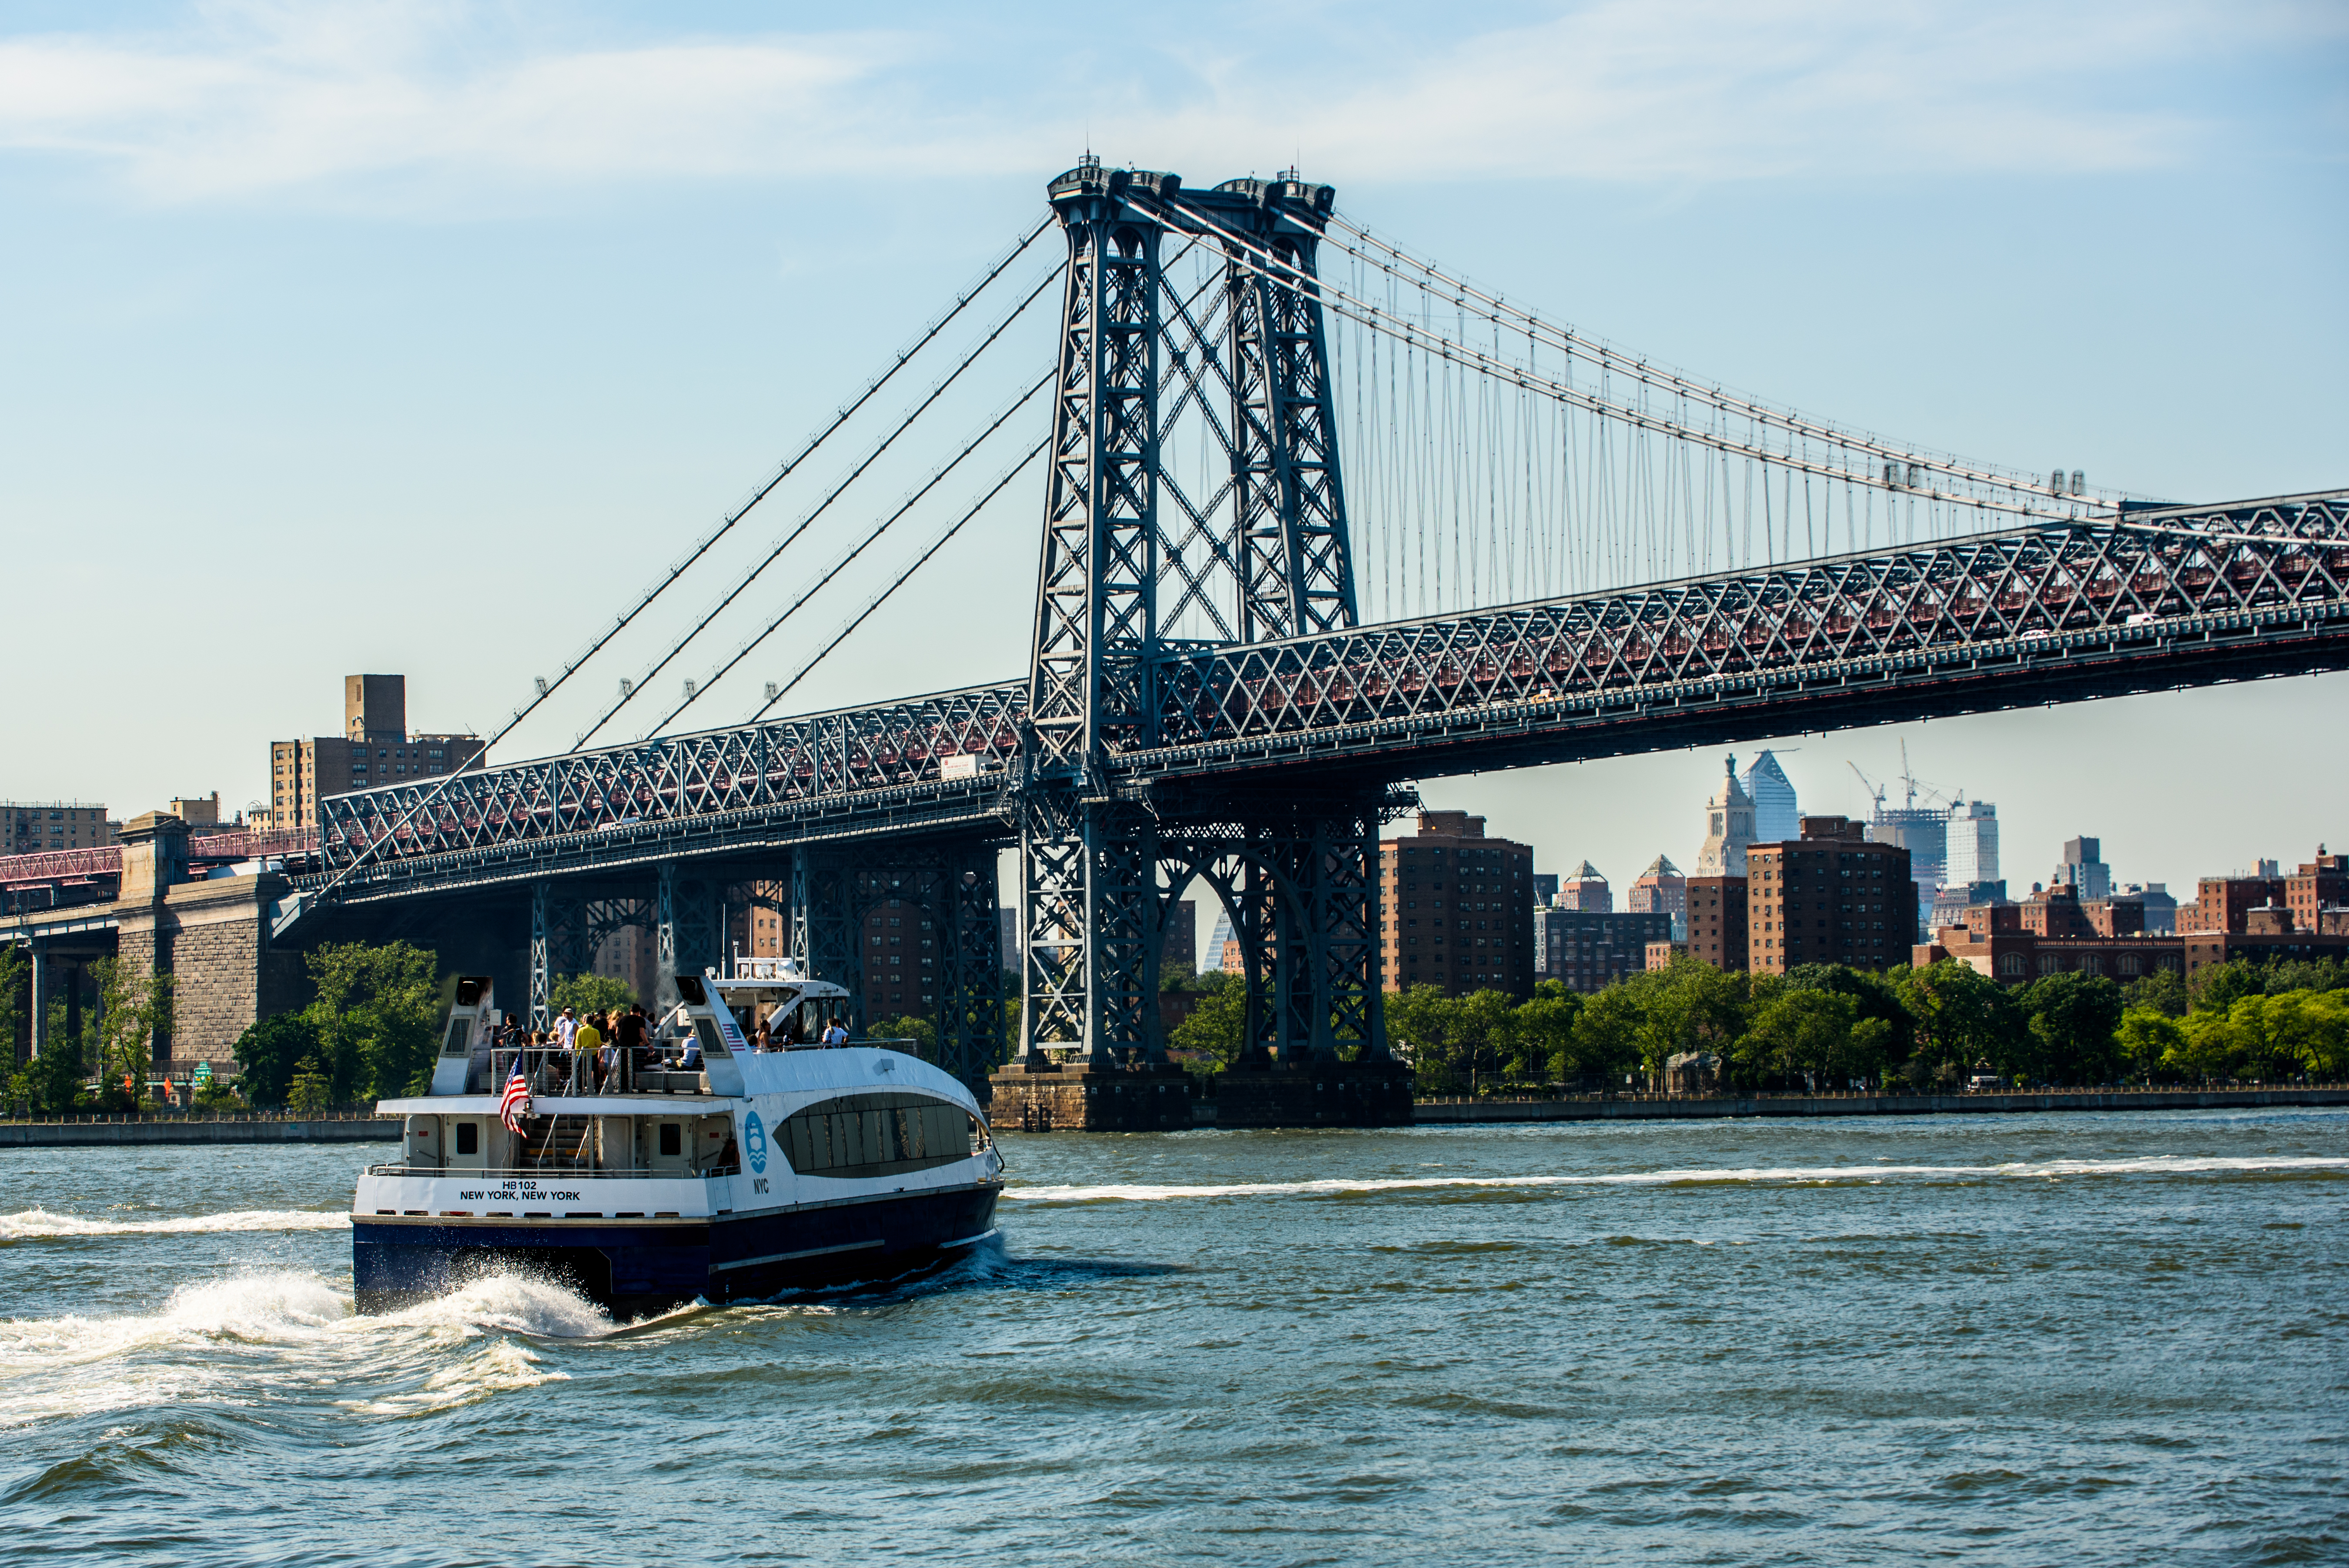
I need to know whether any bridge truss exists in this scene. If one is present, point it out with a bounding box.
[298,160,2346,1085]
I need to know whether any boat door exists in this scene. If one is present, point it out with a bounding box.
[430,977,495,1095]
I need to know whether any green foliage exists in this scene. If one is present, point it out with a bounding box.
[2016,972,2126,1084]
[551,972,635,1016]
[192,1078,247,1113]
[2116,1006,2186,1080]
[2192,960,2264,1016]
[233,1012,323,1109]
[303,940,442,1103]
[86,959,171,1113]
[869,1014,939,1056]
[1170,973,1250,1071]
[287,1056,333,1114]
[2122,967,2190,1019]
[1897,960,2016,1086]
[0,946,28,1060]
[1740,987,1865,1087]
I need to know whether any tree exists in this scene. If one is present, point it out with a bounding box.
[2117,1006,2186,1081]
[1388,984,1469,1090]
[552,972,635,1015]
[287,1056,333,1114]
[304,941,441,1102]
[2018,973,2125,1084]
[1513,984,1583,1083]
[1170,972,1250,1071]
[868,1013,939,1057]
[1566,984,1646,1087]
[2192,961,2264,1017]
[2272,990,2349,1079]
[0,946,27,1064]
[233,1012,324,1109]
[86,958,171,1113]
[1741,987,1860,1090]
[2122,967,2189,1019]
[1898,960,2015,1085]
[6,1015,89,1116]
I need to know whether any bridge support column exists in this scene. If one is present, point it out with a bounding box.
[941,849,1005,1091]
[27,939,50,1059]
[529,883,552,1030]
[1017,797,1157,1069]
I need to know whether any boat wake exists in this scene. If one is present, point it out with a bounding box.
[0,1207,351,1242]
[0,1267,617,1430]
[1005,1153,2349,1204]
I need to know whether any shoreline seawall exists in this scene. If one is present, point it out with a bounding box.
[1411,1087,2349,1123]
[0,1115,400,1148]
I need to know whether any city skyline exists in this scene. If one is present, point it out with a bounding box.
[3,2,2341,960]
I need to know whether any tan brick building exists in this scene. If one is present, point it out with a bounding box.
[1381,811,1536,997]
[4,802,115,855]
[269,675,485,829]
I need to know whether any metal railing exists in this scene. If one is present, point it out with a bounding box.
[361,1162,742,1180]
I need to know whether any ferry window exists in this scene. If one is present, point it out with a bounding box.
[659,1123,683,1157]
[455,1121,479,1155]
[782,1093,978,1179]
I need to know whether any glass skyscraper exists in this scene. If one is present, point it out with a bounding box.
[1740,751,1801,844]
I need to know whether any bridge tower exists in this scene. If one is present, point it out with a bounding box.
[1012,159,1392,1089]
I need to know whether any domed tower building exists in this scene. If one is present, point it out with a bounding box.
[1694,756,1756,878]
[1688,756,1756,972]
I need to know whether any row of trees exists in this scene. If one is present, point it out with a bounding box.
[1161,955,2349,1094]
[2,953,176,1114]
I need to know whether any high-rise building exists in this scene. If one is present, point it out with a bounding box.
[1532,873,1559,906]
[1380,811,1536,998]
[1946,801,2000,887]
[269,675,485,829]
[1629,854,1687,940]
[1684,874,1749,971]
[1207,909,1236,973]
[998,906,1021,971]
[2052,836,2112,903]
[1747,816,1914,974]
[2127,883,2178,935]
[1537,908,1674,992]
[2284,850,2347,931]
[1694,755,1757,877]
[1161,899,1197,976]
[1740,751,1800,844]
[1557,860,1612,912]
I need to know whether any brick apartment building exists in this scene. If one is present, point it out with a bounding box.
[1629,854,1688,939]
[4,802,115,855]
[1541,907,1674,991]
[1380,811,1536,998]
[1684,874,1749,970]
[1917,903,2185,985]
[1747,816,1914,974]
[269,675,485,830]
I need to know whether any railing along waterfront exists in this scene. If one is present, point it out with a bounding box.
[359,1163,743,1180]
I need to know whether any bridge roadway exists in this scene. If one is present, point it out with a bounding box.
[307,490,2349,909]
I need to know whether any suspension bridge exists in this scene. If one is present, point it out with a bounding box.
[53,158,2349,1091]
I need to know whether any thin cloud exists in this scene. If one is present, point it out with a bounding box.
[0,0,2322,207]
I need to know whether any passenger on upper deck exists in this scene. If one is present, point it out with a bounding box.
[822,1018,850,1046]
[554,1006,579,1051]
[752,1020,776,1051]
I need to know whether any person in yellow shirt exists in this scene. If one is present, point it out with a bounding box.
[574,1013,603,1093]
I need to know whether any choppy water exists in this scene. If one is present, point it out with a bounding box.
[3,1111,2345,1565]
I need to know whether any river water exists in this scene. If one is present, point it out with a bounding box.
[3,1110,2344,1565]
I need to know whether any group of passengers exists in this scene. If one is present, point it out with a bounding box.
[490,1004,678,1093]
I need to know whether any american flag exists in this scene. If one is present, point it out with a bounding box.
[499,1056,533,1134]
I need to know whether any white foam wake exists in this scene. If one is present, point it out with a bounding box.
[0,1268,603,1428]
[0,1207,351,1241]
[1005,1154,2349,1203]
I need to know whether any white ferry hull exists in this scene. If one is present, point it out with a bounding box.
[351,1178,1001,1317]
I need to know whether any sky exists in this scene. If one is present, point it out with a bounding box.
[2,0,2344,945]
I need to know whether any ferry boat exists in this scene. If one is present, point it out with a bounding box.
[351,959,1004,1318]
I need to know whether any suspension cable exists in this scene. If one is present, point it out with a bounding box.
[739,439,1051,726]
[1322,215,2096,504]
[515,214,1055,748]
[644,372,1055,736]
[573,258,1065,749]
[1141,191,2093,525]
